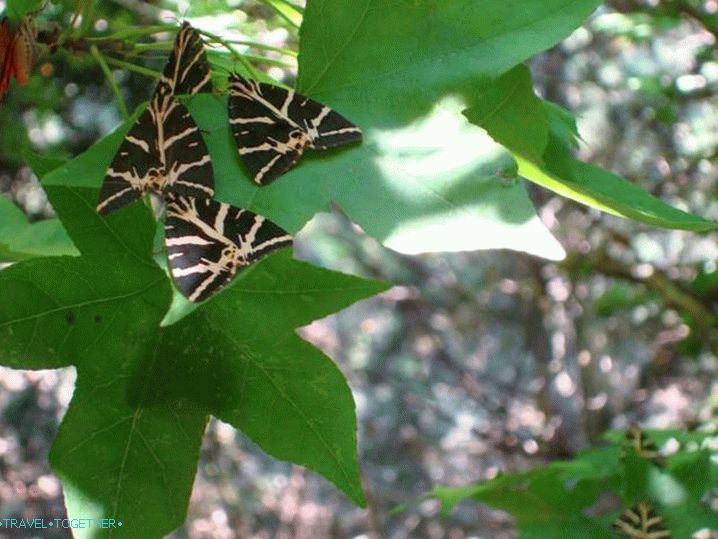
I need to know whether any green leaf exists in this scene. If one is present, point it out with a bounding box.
[0,183,388,535]
[47,0,606,260]
[433,466,611,538]
[23,148,68,179]
[463,64,549,164]
[0,195,78,261]
[295,0,603,257]
[465,65,718,231]
[296,0,601,105]
[6,0,43,21]
[430,430,718,539]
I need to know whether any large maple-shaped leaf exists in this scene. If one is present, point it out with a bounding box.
[465,64,718,231]
[0,180,387,537]
[45,0,610,261]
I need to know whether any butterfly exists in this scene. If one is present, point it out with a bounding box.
[612,502,671,538]
[228,72,362,185]
[96,22,214,215]
[164,194,292,302]
[0,17,36,100]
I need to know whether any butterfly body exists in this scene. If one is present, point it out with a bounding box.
[228,73,362,185]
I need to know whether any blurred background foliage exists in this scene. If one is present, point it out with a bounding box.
[1,0,718,537]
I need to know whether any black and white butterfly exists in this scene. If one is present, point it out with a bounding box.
[96,22,214,215]
[228,72,362,185]
[164,194,292,302]
[613,502,671,539]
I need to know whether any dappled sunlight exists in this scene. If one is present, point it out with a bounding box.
[369,95,566,259]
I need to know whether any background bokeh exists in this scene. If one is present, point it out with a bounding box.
[0,1,717,537]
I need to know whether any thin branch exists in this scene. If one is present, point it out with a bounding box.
[104,56,162,79]
[87,25,177,40]
[272,0,304,15]
[224,39,297,57]
[243,52,296,68]
[197,29,261,79]
[257,0,301,29]
[90,45,129,120]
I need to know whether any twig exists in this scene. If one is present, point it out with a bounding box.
[197,29,261,79]
[104,56,162,79]
[225,39,297,57]
[257,0,302,29]
[90,45,129,120]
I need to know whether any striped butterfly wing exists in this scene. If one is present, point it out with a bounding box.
[97,22,215,215]
[163,95,215,199]
[613,503,671,539]
[164,195,292,302]
[163,21,213,96]
[96,103,162,215]
[228,72,362,185]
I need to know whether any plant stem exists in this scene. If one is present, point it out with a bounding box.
[257,0,301,29]
[90,45,129,120]
[242,53,296,68]
[131,41,175,52]
[89,25,177,41]
[105,56,162,79]
[197,30,261,79]
[224,39,297,57]
[272,0,304,14]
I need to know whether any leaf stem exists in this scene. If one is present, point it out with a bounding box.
[242,53,296,68]
[197,30,261,79]
[224,39,298,57]
[131,41,175,52]
[257,0,302,28]
[89,25,178,41]
[90,45,129,120]
[104,56,162,79]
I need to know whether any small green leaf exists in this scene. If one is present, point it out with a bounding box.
[5,0,43,21]
[466,66,718,231]
[433,466,611,538]
[464,64,549,164]
[429,430,718,538]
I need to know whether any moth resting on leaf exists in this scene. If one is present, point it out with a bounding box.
[95,22,293,303]
[96,22,214,215]
[228,73,362,185]
[164,194,292,303]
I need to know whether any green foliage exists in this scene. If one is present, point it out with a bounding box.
[1,177,386,536]
[0,195,76,261]
[593,284,655,316]
[3,1,718,537]
[466,64,718,232]
[431,429,718,538]
[5,0,44,22]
